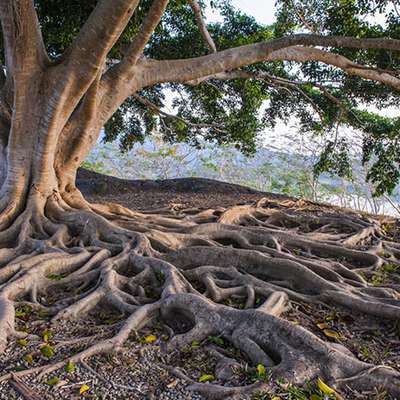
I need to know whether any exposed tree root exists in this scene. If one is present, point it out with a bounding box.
[0,193,399,398]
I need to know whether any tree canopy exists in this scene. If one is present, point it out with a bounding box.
[15,0,399,195]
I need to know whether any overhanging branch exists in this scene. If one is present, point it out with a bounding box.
[96,33,400,136]
[133,93,227,133]
[144,44,400,91]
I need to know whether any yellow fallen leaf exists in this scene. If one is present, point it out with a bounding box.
[323,329,340,339]
[42,329,52,343]
[79,384,90,395]
[198,374,215,383]
[24,354,33,364]
[17,339,28,348]
[317,322,329,330]
[144,334,157,344]
[256,364,266,377]
[317,377,336,395]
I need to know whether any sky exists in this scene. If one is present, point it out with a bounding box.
[206,0,391,27]
[205,0,276,25]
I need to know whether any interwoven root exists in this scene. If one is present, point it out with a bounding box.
[0,193,399,398]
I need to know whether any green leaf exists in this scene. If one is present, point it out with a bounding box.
[191,340,201,348]
[66,361,75,373]
[46,274,64,280]
[198,374,215,383]
[24,354,34,364]
[317,377,336,395]
[40,343,55,358]
[46,376,60,386]
[207,336,224,346]
[15,310,26,318]
[17,339,28,348]
[42,329,52,342]
[256,363,266,378]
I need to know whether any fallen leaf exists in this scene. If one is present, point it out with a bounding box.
[323,329,340,339]
[167,379,178,388]
[46,376,60,386]
[317,322,329,330]
[317,377,336,395]
[66,361,75,373]
[198,374,215,383]
[144,334,157,344]
[17,339,28,348]
[24,354,33,364]
[79,384,91,394]
[40,343,55,358]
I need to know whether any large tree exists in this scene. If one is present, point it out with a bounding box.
[0,0,400,397]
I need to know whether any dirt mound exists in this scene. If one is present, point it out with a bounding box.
[76,168,290,211]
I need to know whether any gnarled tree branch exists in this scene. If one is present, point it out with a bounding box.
[188,0,217,53]
[142,45,400,90]
[63,0,141,93]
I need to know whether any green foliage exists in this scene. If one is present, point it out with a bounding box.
[207,335,225,346]
[81,159,112,175]
[313,138,352,180]
[18,0,400,195]
[273,0,400,195]
[40,343,55,358]
[66,361,75,373]
[46,376,60,386]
